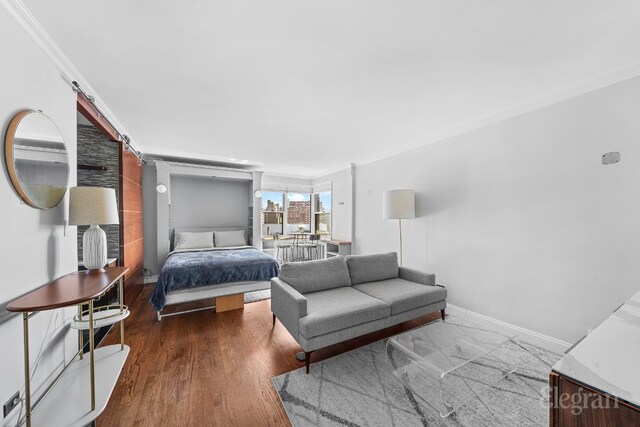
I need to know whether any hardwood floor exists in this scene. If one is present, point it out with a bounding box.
[98,284,441,426]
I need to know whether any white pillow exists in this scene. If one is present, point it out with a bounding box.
[214,230,246,247]
[174,231,214,250]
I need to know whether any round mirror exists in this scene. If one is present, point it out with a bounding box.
[5,110,70,209]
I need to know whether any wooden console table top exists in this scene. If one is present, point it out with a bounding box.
[7,267,129,312]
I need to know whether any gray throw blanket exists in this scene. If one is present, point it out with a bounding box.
[150,247,279,311]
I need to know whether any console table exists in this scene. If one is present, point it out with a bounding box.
[7,267,130,427]
[550,289,640,426]
[322,240,351,258]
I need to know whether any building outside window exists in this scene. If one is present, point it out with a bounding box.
[286,192,311,233]
[314,191,331,238]
[261,191,284,237]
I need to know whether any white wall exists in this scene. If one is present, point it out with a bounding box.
[354,76,640,345]
[169,175,250,229]
[155,162,170,272]
[0,7,78,425]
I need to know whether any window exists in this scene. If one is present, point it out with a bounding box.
[286,192,311,233]
[314,191,331,238]
[261,191,284,236]
[260,190,322,238]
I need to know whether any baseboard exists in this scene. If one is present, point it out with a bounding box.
[447,304,571,355]
[144,275,158,284]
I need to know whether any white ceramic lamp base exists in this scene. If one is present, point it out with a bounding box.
[83,224,108,272]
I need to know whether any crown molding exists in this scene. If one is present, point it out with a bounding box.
[0,0,141,152]
[355,63,640,169]
[310,163,354,181]
[262,171,313,182]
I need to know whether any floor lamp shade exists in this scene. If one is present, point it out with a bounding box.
[383,189,415,266]
[69,187,119,271]
[383,189,415,219]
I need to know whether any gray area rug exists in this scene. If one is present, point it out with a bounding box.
[245,289,270,304]
[273,323,560,426]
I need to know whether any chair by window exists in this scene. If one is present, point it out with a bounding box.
[298,234,322,260]
[292,233,307,261]
[274,233,293,263]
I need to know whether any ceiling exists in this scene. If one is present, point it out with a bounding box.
[23,0,640,177]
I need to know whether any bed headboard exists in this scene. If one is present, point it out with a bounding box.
[170,226,248,251]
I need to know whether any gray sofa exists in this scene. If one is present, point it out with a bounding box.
[271,252,447,373]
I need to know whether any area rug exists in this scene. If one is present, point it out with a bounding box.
[245,289,270,304]
[272,322,560,426]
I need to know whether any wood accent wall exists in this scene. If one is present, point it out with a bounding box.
[77,92,144,306]
[77,93,120,141]
[119,144,144,305]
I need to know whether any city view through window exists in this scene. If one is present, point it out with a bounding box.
[314,192,331,236]
[287,192,311,233]
[261,191,284,236]
[260,190,331,238]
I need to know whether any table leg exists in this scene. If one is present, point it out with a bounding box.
[119,277,125,350]
[23,312,31,427]
[89,299,95,411]
[78,304,84,359]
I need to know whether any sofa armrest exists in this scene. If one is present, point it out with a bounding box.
[399,267,436,286]
[271,277,308,339]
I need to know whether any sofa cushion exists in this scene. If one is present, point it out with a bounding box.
[354,278,447,315]
[279,256,352,294]
[345,252,399,285]
[299,287,390,338]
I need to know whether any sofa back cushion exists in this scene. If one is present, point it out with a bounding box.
[346,252,399,285]
[279,256,352,294]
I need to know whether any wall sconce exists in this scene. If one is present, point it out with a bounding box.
[156,184,167,193]
[254,190,263,198]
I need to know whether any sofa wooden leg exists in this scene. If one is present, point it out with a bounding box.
[440,309,446,321]
[305,351,313,374]
[272,313,276,328]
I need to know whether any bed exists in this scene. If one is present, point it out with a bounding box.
[151,227,279,320]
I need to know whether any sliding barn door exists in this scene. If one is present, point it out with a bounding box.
[119,144,144,305]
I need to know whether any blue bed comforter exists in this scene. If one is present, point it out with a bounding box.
[150,247,279,311]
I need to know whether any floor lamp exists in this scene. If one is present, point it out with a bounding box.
[383,189,415,266]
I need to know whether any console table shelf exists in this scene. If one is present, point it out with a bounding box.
[6,267,129,427]
[71,307,131,330]
[29,345,129,427]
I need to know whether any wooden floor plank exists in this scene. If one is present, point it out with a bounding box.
[98,284,441,426]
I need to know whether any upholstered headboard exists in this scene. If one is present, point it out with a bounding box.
[170,226,248,251]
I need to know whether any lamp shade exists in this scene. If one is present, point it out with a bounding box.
[383,189,415,219]
[69,187,119,225]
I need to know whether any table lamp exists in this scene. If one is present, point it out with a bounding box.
[69,187,119,272]
[383,189,415,265]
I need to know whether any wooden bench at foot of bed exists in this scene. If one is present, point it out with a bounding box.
[216,294,245,312]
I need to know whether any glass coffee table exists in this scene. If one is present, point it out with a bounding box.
[386,316,519,417]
